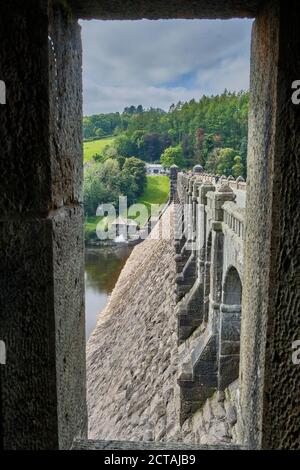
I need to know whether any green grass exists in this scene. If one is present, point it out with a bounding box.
[129,175,170,226]
[85,216,101,242]
[85,215,115,242]
[136,175,169,210]
[85,175,170,240]
[84,137,115,163]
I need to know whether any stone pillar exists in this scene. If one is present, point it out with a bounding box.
[209,224,224,328]
[0,1,87,449]
[169,164,178,202]
[239,0,300,449]
[198,182,215,283]
[218,303,241,390]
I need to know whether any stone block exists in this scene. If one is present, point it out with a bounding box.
[225,402,237,427]
[210,400,226,419]
[220,340,240,356]
[0,205,86,449]
[0,5,83,216]
[194,362,218,379]
[51,206,87,449]
[218,355,240,391]
[0,216,57,448]
[71,0,263,20]
[220,320,241,342]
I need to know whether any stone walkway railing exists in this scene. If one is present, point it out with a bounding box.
[171,166,245,439]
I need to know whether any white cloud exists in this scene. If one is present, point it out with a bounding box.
[84,83,201,115]
[80,19,253,114]
[195,56,250,95]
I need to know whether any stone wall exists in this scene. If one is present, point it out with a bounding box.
[87,204,240,445]
[174,172,245,427]
[0,1,87,449]
[0,0,299,451]
[181,381,239,445]
[87,206,179,442]
[70,0,263,20]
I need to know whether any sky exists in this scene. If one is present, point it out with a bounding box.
[80,19,253,116]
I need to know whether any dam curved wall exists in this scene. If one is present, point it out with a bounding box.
[87,206,180,442]
[87,170,246,444]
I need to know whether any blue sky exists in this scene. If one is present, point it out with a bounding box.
[80,19,253,115]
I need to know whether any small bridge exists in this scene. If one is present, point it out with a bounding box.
[170,166,246,423]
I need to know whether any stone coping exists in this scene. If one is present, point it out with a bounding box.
[72,439,242,450]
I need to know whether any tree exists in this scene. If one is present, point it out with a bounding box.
[139,133,161,162]
[83,90,250,171]
[95,128,105,138]
[122,157,147,196]
[84,164,110,216]
[239,137,248,177]
[205,148,221,174]
[232,155,245,178]
[114,134,138,157]
[194,128,205,166]
[181,133,193,165]
[83,159,121,216]
[118,171,138,206]
[160,145,185,168]
[216,148,238,176]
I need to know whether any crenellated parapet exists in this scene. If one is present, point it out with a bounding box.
[173,170,246,424]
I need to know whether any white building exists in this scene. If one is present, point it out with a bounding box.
[145,163,168,175]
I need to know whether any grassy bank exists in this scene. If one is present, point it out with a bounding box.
[135,175,169,214]
[85,175,170,242]
[84,137,115,163]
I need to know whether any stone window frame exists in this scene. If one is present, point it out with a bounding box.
[1,0,299,451]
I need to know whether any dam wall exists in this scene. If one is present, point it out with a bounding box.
[87,168,245,444]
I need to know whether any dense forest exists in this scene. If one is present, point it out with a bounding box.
[83,91,249,223]
[83,90,249,177]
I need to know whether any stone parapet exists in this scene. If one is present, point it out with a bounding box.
[173,172,245,426]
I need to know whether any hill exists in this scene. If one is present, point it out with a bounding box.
[83,91,249,176]
[84,137,115,163]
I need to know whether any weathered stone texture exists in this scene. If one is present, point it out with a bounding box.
[0,1,86,449]
[49,3,83,208]
[87,206,239,445]
[87,206,179,442]
[0,206,87,449]
[73,439,240,450]
[239,2,279,449]
[239,0,300,450]
[52,207,87,448]
[0,1,50,215]
[0,1,83,216]
[70,0,264,20]
[180,381,239,445]
[261,1,300,450]
[1,0,299,452]
[0,217,57,449]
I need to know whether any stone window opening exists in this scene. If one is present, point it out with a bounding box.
[0,0,299,451]
[223,266,242,306]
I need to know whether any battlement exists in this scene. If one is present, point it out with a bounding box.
[173,170,244,427]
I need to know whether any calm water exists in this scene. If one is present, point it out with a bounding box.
[85,245,133,339]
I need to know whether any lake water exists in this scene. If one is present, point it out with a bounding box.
[85,245,133,339]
